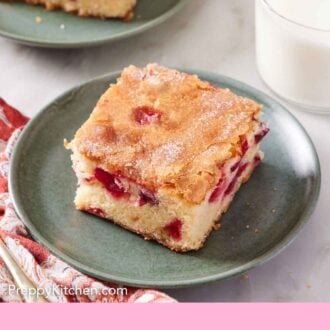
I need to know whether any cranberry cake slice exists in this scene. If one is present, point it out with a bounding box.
[66,64,269,252]
[20,0,137,19]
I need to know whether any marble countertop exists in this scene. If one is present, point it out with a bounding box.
[1,0,329,302]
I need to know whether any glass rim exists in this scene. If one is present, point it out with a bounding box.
[261,0,330,33]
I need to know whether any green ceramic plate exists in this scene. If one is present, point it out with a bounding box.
[9,70,321,288]
[0,0,188,48]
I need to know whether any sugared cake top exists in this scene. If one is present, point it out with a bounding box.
[73,64,261,204]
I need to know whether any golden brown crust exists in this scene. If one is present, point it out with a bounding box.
[21,0,137,19]
[73,64,261,204]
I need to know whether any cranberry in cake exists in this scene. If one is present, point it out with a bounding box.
[18,0,137,19]
[66,64,269,252]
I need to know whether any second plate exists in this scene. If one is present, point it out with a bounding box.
[0,0,189,48]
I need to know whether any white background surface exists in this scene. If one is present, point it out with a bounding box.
[0,0,329,302]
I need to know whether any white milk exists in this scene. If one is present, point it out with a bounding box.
[256,0,330,112]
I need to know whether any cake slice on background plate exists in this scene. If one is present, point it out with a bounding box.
[19,0,137,19]
[66,64,269,252]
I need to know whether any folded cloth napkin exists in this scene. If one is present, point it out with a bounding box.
[0,98,175,303]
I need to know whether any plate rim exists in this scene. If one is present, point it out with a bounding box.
[0,0,190,48]
[9,70,321,288]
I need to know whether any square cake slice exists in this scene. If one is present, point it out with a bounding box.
[66,64,269,252]
[21,0,137,19]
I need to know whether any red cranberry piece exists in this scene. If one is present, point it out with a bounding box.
[138,188,159,206]
[241,138,249,155]
[133,106,162,125]
[209,177,226,203]
[230,161,240,172]
[94,168,129,199]
[164,219,182,241]
[255,127,270,144]
[224,163,248,196]
[237,163,248,177]
[87,207,106,218]
[224,176,238,196]
[254,155,262,165]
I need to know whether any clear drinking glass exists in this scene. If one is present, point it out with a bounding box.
[256,0,330,114]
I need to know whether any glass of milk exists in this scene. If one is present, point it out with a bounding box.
[256,0,330,114]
